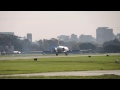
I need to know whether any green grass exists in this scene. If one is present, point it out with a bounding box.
[0,55,120,75]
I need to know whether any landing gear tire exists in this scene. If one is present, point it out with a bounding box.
[56,53,58,56]
[65,53,68,55]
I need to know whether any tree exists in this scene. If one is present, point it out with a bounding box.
[103,39,120,47]
[0,34,22,52]
[71,42,80,50]
[20,39,31,53]
[79,43,96,50]
[102,39,120,53]
[104,44,120,53]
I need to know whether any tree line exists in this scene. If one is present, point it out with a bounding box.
[0,34,120,54]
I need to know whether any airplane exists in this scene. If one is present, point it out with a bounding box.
[52,39,69,56]
[52,45,69,56]
[13,51,21,54]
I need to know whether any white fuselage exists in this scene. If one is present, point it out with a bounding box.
[13,51,21,54]
[54,46,69,53]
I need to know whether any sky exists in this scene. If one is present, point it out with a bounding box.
[0,11,120,42]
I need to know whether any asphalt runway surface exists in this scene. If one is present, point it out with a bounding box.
[0,70,120,77]
[0,53,120,77]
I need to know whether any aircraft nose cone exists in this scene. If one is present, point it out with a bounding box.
[53,47,57,52]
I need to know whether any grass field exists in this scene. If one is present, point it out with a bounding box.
[0,54,120,75]
[0,54,120,79]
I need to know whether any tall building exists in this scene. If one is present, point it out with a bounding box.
[96,27,113,45]
[79,34,96,43]
[27,33,32,42]
[117,33,120,41]
[70,34,78,42]
[57,35,70,42]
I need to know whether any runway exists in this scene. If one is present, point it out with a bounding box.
[0,53,120,60]
[0,70,120,77]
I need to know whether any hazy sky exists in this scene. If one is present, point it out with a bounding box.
[0,11,120,42]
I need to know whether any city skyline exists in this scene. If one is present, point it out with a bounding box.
[0,11,120,41]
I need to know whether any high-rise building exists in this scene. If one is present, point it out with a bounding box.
[57,35,70,42]
[70,34,78,42]
[79,34,96,43]
[27,33,32,42]
[96,27,113,45]
[117,33,120,41]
